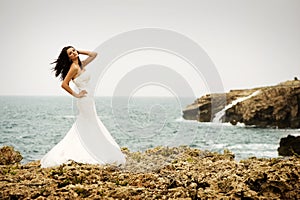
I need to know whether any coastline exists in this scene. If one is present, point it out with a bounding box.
[1,146,299,199]
[183,79,300,128]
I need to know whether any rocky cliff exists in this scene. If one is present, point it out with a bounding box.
[183,80,300,128]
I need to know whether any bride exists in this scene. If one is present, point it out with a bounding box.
[41,46,126,168]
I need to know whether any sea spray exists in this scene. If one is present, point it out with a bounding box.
[212,90,261,123]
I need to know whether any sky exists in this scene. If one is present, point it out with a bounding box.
[0,0,299,97]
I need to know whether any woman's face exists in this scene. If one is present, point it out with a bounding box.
[67,47,78,61]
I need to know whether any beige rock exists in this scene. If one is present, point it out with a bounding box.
[0,146,23,165]
[0,146,299,199]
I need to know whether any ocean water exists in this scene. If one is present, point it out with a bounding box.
[1,96,299,164]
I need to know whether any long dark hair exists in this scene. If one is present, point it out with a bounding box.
[51,46,82,81]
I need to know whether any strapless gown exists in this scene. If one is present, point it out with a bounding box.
[40,69,126,168]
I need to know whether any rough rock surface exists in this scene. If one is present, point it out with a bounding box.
[1,145,299,199]
[0,146,23,165]
[278,135,300,156]
[183,80,300,128]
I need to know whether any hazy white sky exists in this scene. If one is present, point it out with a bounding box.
[0,0,299,97]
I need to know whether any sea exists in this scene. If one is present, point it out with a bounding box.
[1,96,299,164]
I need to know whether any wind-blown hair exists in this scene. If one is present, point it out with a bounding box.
[51,46,82,81]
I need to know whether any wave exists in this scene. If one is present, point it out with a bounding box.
[175,117,199,123]
[227,143,278,151]
[62,115,75,119]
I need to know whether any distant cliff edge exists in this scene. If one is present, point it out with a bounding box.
[182,80,300,128]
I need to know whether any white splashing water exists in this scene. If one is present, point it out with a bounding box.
[212,90,261,123]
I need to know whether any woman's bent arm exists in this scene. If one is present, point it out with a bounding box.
[61,64,87,98]
[78,50,98,68]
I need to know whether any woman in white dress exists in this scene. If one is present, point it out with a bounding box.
[41,46,126,168]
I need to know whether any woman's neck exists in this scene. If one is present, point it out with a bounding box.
[72,59,82,69]
[72,59,79,65]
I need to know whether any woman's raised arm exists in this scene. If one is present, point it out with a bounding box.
[78,50,98,68]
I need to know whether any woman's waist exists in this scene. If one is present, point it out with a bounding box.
[77,86,92,92]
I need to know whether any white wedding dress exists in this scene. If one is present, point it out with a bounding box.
[41,69,126,168]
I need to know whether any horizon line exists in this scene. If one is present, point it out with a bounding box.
[0,94,197,98]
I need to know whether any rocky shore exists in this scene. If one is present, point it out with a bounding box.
[183,80,300,128]
[278,135,300,156]
[1,146,299,199]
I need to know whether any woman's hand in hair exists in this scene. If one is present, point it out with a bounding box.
[78,50,98,68]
